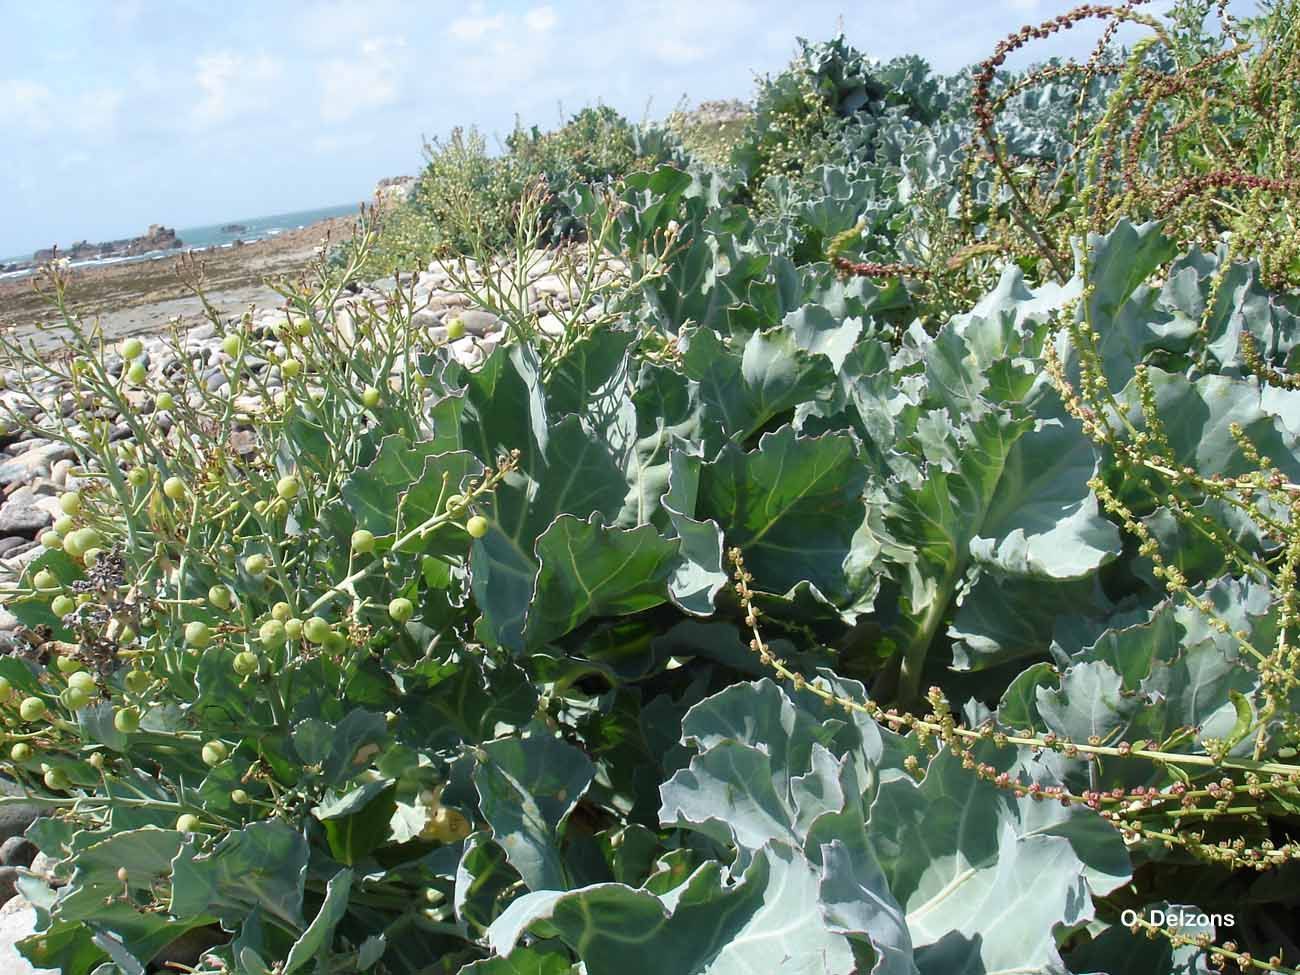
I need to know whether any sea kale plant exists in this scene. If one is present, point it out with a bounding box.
[3,2,1300,973]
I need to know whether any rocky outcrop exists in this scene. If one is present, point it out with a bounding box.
[220,224,247,234]
[375,176,417,206]
[32,225,183,264]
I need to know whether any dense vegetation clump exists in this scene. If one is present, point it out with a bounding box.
[3,2,1300,973]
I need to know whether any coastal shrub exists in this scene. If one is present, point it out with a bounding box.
[350,108,681,277]
[3,2,1300,973]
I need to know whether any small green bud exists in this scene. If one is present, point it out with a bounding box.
[361,386,381,409]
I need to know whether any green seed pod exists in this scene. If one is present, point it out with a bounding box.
[244,554,268,575]
[221,334,242,357]
[50,594,75,617]
[0,677,11,703]
[388,598,414,623]
[445,317,466,341]
[39,530,62,550]
[280,358,303,380]
[176,813,201,833]
[162,476,187,501]
[284,618,303,640]
[121,337,144,359]
[231,788,250,804]
[201,740,228,766]
[18,697,46,721]
[303,617,331,644]
[54,655,82,674]
[259,619,286,647]
[61,687,90,711]
[32,569,58,591]
[67,671,96,694]
[83,548,103,567]
[232,651,260,676]
[184,621,213,648]
[324,631,347,654]
[208,585,233,610]
[271,601,292,621]
[53,515,75,535]
[126,361,148,385]
[361,386,381,409]
[275,474,300,500]
[58,491,82,516]
[466,515,490,539]
[43,768,70,791]
[155,391,175,411]
[351,529,376,554]
[114,707,141,733]
[124,670,150,694]
[9,743,32,762]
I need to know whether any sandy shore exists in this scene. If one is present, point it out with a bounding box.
[0,214,360,350]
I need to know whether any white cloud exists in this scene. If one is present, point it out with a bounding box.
[319,37,406,123]
[193,52,282,127]
[525,5,557,32]
[0,80,121,137]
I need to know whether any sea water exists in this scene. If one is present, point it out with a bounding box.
[1,201,363,278]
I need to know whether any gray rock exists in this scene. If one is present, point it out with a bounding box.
[26,854,58,884]
[0,838,36,868]
[0,781,39,845]
[0,444,75,488]
[47,461,73,489]
[0,538,29,557]
[0,866,17,904]
[457,309,503,336]
[0,900,57,974]
[0,494,52,539]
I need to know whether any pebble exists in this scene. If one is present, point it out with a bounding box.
[48,460,73,489]
[0,897,57,975]
[0,444,75,488]
[0,838,36,868]
[0,493,52,539]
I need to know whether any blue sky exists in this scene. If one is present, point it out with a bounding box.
[0,0,1242,257]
